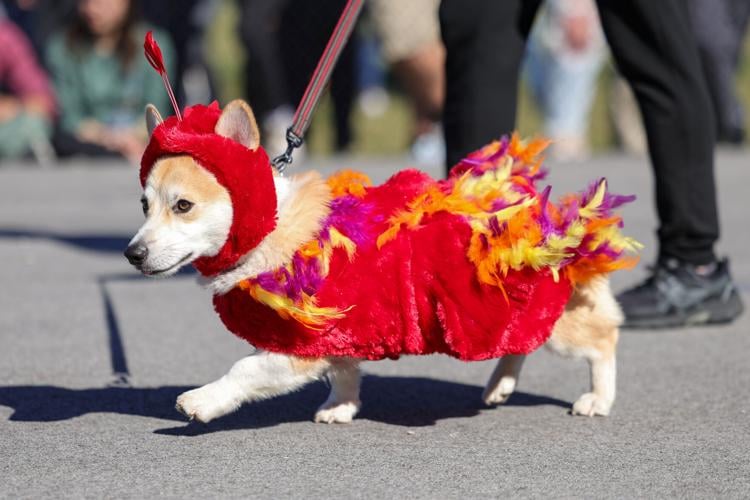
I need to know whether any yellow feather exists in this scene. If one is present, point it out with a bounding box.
[249,286,348,329]
[579,179,607,218]
[329,227,356,259]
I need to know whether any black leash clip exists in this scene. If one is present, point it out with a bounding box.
[271,128,304,176]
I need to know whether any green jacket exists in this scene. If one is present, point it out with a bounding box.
[46,26,175,134]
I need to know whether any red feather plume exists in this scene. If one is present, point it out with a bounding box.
[144,31,182,120]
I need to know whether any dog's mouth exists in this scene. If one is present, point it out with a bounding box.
[142,253,194,276]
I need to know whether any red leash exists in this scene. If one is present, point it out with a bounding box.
[272,0,365,174]
[145,1,363,174]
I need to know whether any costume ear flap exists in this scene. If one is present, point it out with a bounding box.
[145,104,163,136]
[215,99,261,150]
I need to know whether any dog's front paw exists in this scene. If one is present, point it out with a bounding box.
[314,401,360,424]
[175,383,239,424]
[571,392,612,417]
[483,376,517,406]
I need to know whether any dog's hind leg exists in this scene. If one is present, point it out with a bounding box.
[482,355,526,406]
[176,351,329,423]
[314,358,361,424]
[546,275,621,417]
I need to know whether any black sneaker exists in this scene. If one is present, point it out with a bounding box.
[617,258,744,329]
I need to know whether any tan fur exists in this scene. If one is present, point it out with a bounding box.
[290,356,330,374]
[145,104,163,136]
[148,155,231,222]
[215,99,261,150]
[548,276,621,359]
[205,171,332,295]
[263,172,332,265]
[483,276,621,416]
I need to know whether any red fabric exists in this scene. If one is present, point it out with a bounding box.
[140,103,277,276]
[214,170,572,361]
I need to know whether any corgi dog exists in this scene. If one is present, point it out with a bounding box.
[126,99,635,424]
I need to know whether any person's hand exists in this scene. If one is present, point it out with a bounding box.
[21,96,52,119]
[78,120,108,144]
[77,122,145,163]
[562,14,593,52]
[0,96,22,123]
[119,133,147,165]
[105,129,146,165]
[16,0,39,10]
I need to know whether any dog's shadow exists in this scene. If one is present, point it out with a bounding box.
[0,376,570,435]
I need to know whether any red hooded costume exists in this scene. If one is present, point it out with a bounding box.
[140,104,637,361]
[141,103,277,277]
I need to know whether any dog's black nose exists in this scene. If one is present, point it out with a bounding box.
[124,243,148,265]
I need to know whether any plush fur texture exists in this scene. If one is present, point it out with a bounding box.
[215,168,572,360]
[208,136,638,362]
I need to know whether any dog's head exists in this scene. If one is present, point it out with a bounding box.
[125,100,278,277]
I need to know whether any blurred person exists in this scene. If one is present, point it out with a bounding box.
[609,75,647,155]
[355,18,390,118]
[524,0,605,161]
[369,0,445,164]
[142,0,219,105]
[239,0,292,156]
[0,6,56,162]
[688,0,750,145]
[1,0,76,55]
[239,0,358,155]
[440,0,744,328]
[280,0,358,153]
[46,0,174,163]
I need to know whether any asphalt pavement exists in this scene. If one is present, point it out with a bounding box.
[0,151,748,499]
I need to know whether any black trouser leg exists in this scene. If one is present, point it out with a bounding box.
[687,0,749,138]
[439,0,539,168]
[330,36,357,151]
[596,0,719,265]
[240,0,290,118]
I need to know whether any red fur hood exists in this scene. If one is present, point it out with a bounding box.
[140,103,278,276]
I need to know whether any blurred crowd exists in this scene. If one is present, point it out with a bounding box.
[0,0,747,166]
[0,0,212,164]
[525,0,750,160]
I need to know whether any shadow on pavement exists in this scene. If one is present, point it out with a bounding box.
[0,229,132,254]
[1,228,193,274]
[0,377,570,434]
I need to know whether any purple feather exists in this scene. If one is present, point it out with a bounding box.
[488,216,502,236]
[255,271,284,294]
[579,178,605,208]
[560,198,580,229]
[490,198,512,212]
[323,195,376,246]
[578,178,636,217]
[460,136,511,176]
[278,267,301,301]
[538,186,555,239]
[479,233,489,251]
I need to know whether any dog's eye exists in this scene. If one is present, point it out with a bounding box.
[174,199,194,214]
[141,197,148,215]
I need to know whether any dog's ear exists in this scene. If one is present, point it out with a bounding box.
[215,100,261,150]
[145,104,163,136]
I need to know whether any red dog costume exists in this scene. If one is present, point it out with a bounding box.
[140,104,639,361]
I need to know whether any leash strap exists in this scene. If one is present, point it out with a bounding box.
[272,0,364,174]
